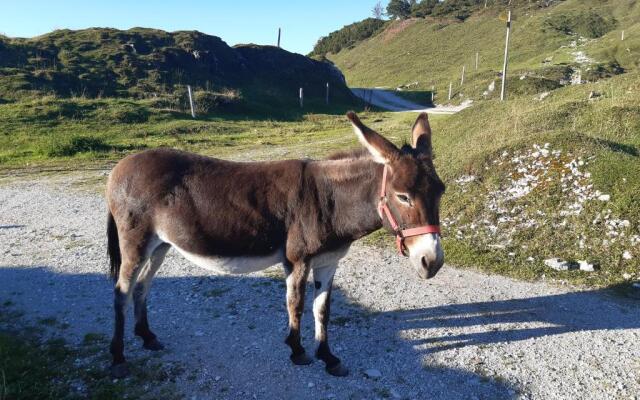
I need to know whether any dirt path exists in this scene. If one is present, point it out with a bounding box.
[1,173,638,400]
[351,88,473,114]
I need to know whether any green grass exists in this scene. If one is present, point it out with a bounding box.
[0,96,365,168]
[0,303,181,400]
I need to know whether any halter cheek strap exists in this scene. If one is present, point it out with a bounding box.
[378,164,441,256]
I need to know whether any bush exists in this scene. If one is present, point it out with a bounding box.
[507,76,562,96]
[94,102,150,123]
[43,135,111,157]
[544,11,617,38]
[310,18,387,57]
[583,62,624,82]
[193,89,241,114]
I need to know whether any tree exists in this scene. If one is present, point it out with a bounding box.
[410,0,438,17]
[372,1,385,19]
[386,0,411,20]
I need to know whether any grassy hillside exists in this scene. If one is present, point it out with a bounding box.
[329,0,639,98]
[0,28,355,114]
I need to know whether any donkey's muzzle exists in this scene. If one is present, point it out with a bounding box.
[419,255,444,280]
[407,233,444,280]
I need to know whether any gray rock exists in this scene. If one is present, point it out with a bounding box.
[364,368,382,379]
[544,258,576,271]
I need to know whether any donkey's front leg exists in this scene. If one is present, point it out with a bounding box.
[313,266,349,376]
[284,260,313,365]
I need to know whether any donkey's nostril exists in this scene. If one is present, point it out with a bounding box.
[421,256,429,269]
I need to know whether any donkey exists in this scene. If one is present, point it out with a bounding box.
[105,111,445,378]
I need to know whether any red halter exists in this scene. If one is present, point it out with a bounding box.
[377,164,441,256]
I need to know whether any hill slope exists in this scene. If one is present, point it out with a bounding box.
[328,0,639,96]
[0,28,354,112]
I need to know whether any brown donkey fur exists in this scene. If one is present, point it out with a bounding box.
[106,112,445,378]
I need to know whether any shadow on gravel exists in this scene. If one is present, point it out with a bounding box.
[379,287,640,354]
[5,265,636,398]
[0,225,25,229]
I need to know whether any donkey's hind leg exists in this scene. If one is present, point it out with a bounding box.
[110,240,153,378]
[133,243,170,351]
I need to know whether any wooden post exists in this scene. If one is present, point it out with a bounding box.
[461,65,466,85]
[277,28,281,48]
[621,30,625,41]
[475,52,479,70]
[431,85,435,104]
[187,85,196,118]
[448,82,452,100]
[299,87,303,108]
[500,10,512,102]
[325,82,329,105]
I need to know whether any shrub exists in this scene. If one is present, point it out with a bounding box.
[583,62,624,82]
[310,18,387,57]
[94,102,150,123]
[507,76,562,96]
[544,11,617,38]
[193,89,241,114]
[43,135,111,157]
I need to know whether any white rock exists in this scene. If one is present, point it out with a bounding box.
[364,369,382,379]
[578,260,596,272]
[544,258,572,271]
[597,194,611,201]
[623,251,633,260]
[307,382,315,388]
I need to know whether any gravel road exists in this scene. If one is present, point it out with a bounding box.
[350,88,472,114]
[1,172,638,400]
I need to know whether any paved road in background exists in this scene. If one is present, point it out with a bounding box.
[351,87,472,114]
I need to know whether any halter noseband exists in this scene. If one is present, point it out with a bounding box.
[378,164,441,256]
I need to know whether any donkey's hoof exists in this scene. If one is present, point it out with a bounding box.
[326,363,349,377]
[110,362,130,379]
[143,339,164,351]
[290,352,314,366]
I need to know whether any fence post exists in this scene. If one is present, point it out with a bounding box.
[461,65,466,85]
[277,28,281,48]
[325,82,330,105]
[500,10,512,102]
[299,87,303,108]
[448,82,452,100]
[475,52,479,70]
[187,85,196,118]
[431,85,435,104]
[621,30,625,41]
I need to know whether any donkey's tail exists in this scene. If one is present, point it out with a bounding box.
[107,211,121,282]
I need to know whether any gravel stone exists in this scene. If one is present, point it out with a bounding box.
[363,369,382,379]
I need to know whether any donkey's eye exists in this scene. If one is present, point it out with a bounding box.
[396,194,411,205]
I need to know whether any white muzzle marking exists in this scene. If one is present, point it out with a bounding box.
[407,233,443,271]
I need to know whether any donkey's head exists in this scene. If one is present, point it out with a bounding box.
[347,111,445,279]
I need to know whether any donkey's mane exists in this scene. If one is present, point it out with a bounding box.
[324,148,371,161]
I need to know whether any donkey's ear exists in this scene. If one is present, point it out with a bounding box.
[411,112,432,155]
[347,111,400,164]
